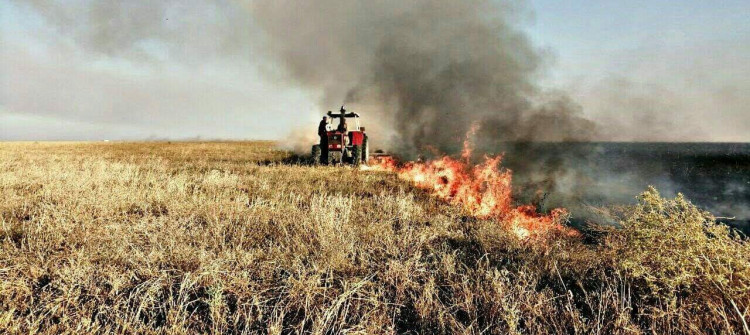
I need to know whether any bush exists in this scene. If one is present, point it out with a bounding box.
[607,187,750,333]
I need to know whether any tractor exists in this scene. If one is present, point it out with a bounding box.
[312,106,369,165]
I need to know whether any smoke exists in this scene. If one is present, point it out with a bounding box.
[2,0,318,140]
[14,0,255,64]
[250,0,597,158]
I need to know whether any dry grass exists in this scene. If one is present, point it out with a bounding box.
[1,141,748,334]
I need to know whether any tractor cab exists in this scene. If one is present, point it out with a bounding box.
[312,106,369,165]
[328,110,362,131]
[326,107,365,146]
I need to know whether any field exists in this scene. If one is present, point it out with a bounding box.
[1,141,748,334]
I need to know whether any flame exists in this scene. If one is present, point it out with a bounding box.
[365,134,578,240]
[461,123,480,163]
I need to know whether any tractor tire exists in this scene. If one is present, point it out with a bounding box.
[352,145,362,166]
[361,136,369,164]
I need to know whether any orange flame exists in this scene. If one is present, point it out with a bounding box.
[365,135,578,240]
[461,123,480,163]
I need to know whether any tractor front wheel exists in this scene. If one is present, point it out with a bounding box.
[352,145,362,166]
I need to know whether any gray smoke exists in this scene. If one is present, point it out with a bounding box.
[2,0,292,140]
[15,0,255,64]
[250,0,597,158]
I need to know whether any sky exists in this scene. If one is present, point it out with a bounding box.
[528,0,750,141]
[1,0,749,141]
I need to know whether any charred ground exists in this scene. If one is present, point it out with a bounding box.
[493,142,750,234]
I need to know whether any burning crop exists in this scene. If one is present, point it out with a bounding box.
[364,133,578,240]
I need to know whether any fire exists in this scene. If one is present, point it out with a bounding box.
[365,139,578,240]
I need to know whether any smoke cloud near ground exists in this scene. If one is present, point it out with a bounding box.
[250,0,597,158]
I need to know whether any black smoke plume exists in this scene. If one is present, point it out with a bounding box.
[250,0,597,158]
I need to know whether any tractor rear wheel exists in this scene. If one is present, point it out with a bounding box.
[352,145,362,166]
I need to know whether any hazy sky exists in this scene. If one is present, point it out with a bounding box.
[1,0,748,141]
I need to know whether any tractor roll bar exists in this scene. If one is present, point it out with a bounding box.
[327,111,360,118]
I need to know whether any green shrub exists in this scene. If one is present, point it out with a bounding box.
[609,187,750,332]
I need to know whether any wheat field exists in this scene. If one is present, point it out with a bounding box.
[1,141,748,334]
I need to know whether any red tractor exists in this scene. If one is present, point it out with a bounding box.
[312,106,369,165]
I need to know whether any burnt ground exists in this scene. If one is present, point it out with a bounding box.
[494,142,750,234]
